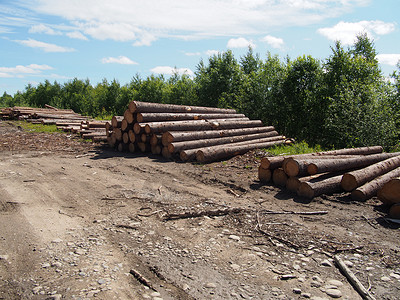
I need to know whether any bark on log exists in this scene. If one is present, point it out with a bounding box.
[341,156,400,191]
[162,126,275,146]
[272,168,288,187]
[258,166,272,183]
[389,203,400,219]
[297,174,343,199]
[351,167,400,201]
[307,152,400,175]
[168,131,279,153]
[196,138,286,163]
[86,121,108,128]
[144,118,256,134]
[377,176,400,205]
[111,116,123,128]
[137,112,246,122]
[128,100,237,114]
[92,136,108,142]
[33,113,87,120]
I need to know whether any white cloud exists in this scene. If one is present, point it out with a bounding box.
[29,24,62,35]
[101,56,138,65]
[0,64,53,78]
[66,31,88,40]
[15,38,75,52]
[150,66,194,76]
[184,52,202,56]
[318,20,396,45]
[227,37,255,49]
[206,50,221,56]
[21,0,370,45]
[261,35,284,49]
[376,54,400,66]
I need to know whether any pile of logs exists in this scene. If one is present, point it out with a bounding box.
[0,105,109,143]
[259,146,400,218]
[107,101,289,162]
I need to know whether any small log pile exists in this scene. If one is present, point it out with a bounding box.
[107,101,289,162]
[0,106,109,143]
[258,146,400,218]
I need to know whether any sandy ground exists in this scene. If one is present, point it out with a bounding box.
[0,120,399,300]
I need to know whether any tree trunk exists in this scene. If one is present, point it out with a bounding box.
[258,166,272,183]
[196,138,286,163]
[389,203,400,219]
[272,168,288,187]
[111,116,123,128]
[168,131,279,153]
[351,167,400,201]
[307,152,400,175]
[144,118,258,134]
[297,174,343,199]
[341,156,400,191]
[162,126,275,146]
[137,112,246,122]
[128,100,237,114]
[377,176,400,205]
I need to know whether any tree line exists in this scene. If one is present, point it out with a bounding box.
[1,34,399,151]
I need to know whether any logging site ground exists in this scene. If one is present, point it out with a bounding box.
[0,120,400,300]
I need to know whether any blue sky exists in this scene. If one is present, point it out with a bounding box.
[1,0,399,95]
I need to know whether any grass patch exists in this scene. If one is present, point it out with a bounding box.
[14,121,60,133]
[264,141,322,156]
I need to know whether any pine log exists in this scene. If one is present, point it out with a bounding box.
[307,152,400,175]
[111,116,123,128]
[117,143,128,152]
[33,113,87,120]
[124,109,135,124]
[105,122,112,132]
[258,166,272,183]
[351,167,400,201]
[82,132,107,139]
[144,118,256,134]
[137,142,150,153]
[137,112,246,122]
[108,133,117,147]
[92,136,108,142]
[128,100,237,114]
[140,134,148,143]
[272,168,288,187]
[121,119,129,131]
[341,156,400,191]
[162,126,275,146]
[128,130,136,143]
[150,134,161,146]
[389,203,400,219]
[122,132,130,144]
[168,131,279,154]
[183,135,285,162]
[151,144,162,155]
[162,146,172,159]
[114,128,122,141]
[298,174,343,199]
[86,121,108,128]
[377,176,400,205]
[133,123,146,134]
[128,143,135,153]
[196,139,286,163]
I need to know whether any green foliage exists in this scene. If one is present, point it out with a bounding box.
[15,121,59,133]
[265,141,322,156]
[3,34,400,151]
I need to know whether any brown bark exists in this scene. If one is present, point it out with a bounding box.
[351,167,400,201]
[258,166,272,183]
[168,131,279,153]
[297,174,343,199]
[86,121,108,128]
[128,100,237,114]
[111,116,123,128]
[144,118,257,134]
[272,168,288,187]
[341,156,400,191]
[92,136,108,142]
[196,139,286,163]
[389,203,400,219]
[162,126,275,146]
[137,112,246,122]
[33,113,87,120]
[377,176,400,205]
[307,152,400,175]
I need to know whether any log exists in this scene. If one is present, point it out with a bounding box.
[341,156,400,191]
[122,132,129,144]
[124,109,135,124]
[168,131,279,154]
[137,142,150,153]
[150,134,161,146]
[389,203,400,219]
[108,133,117,147]
[196,138,287,163]
[140,134,148,143]
[128,100,237,114]
[144,118,256,134]
[111,116,123,128]
[33,113,87,120]
[121,119,129,131]
[92,136,108,142]
[297,174,343,199]
[258,166,272,183]
[377,176,400,205]
[162,146,172,159]
[137,112,246,122]
[151,144,162,155]
[86,121,108,128]
[351,167,400,201]
[128,143,135,153]
[272,168,288,187]
[307,152,400,175]
[128,130,136,143]
[133,123,146,134]
[117,143,128,152]
[114,128,122,141]
[286,172,343,193]
[162,126,275,146]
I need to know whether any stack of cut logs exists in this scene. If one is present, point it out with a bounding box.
[107,101,289,162]
[259,146,400,218]
[0,105,109,142]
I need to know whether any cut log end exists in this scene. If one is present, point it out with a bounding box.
[389,203,400,219]
[351,189,367,201]
[284,159,300,177]
[196,150,205,162]
[307,163,318,175]
[341,173,358,192]
[286,177,300,192]
[272,168,287,187]
[258,166,272,183]
[298,182,314,199]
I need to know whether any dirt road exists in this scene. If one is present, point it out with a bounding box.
[0,121,399,299]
